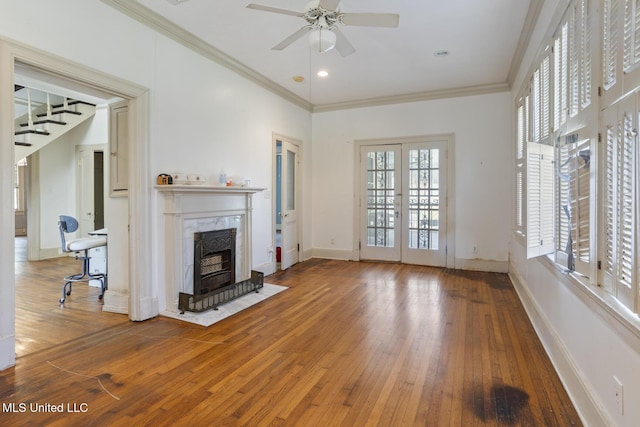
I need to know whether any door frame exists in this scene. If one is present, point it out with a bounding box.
[0,37,152,370]
[272,132,303,272]
[353,134,456,268]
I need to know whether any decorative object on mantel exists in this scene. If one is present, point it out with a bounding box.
[179,270,264,313]
[171,173,206,185]
[157,173,173,185]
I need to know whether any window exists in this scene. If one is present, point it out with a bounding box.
[555,132,590,275]
[517,0,640,313]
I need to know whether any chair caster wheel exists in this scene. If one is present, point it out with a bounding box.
[59,298,65,304]
[66,291,72,296]
[99,295,104,300]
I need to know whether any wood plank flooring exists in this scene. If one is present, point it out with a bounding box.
[13,237,126,356]
[3,252,582,426]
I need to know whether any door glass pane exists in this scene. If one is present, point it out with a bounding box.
[408,148,439,249]
[286,150,295,210]
[366,150,395,247]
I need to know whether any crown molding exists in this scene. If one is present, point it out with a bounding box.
[100,0,314,112]
[102,0,514,114]
[507,0,544,87]
[312,82,511,113]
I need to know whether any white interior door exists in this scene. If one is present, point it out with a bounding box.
[360,141,448,266]
[280,140,299,269]
[78,146,95,237]
[360,145,402,261]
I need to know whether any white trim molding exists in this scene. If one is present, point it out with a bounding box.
[509,265,609,426]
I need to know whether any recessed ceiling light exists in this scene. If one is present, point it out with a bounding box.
[317,70,329,77]
[165,0,190,4]
[293,75,304,83]
[434,50,450,57]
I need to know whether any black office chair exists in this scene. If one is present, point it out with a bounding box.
[58,215,107,304]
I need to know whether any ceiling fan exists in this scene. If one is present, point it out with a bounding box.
[246,0,399,57]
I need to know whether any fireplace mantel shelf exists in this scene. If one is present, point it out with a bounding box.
[155,185,265,194]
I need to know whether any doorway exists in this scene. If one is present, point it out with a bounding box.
[357,136,454,267]
[77,145,106,237]
[274,135,301,271]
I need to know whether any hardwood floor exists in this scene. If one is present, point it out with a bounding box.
[2,255,582,426]
[13,237,126,356]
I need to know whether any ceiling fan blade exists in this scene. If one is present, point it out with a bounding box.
[272,26,312,51]
[331,26,356,57]
[318,0,341,11]
[341,13,399,28]
[246,4,304,18]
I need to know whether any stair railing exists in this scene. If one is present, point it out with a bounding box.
[25,88,34,130]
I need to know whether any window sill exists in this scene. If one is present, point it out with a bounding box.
[540,255,640,353]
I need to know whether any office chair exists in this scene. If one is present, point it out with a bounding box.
[58,215,107,304]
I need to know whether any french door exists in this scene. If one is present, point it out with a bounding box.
[280,139,299,270]
[359,141,448,266]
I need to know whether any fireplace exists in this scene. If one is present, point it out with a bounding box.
[194,228,236,295]
[157,184,264,314]
[179,225,263,314]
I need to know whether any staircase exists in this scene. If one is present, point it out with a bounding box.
[14,87,96,163]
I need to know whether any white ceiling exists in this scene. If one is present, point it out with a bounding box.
[121,0,537,110]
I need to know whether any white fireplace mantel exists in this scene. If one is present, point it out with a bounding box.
[157,185,264,313]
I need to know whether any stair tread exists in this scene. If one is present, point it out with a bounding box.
[51,100,96,108]
[14,129,50,136]
[20,119,67,127]
[36,110,82,117]
[14,141,32,146]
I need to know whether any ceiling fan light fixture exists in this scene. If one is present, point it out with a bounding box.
[309,28,336,53]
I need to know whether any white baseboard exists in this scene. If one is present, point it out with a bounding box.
[509,266,609,427]
[102,289,129,315]
[39,247,61,260]
[253,261,276,276]
[454,258,508,272]
[0,335,15,370]
[310,248,354,260]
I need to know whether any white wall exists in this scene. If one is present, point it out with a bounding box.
[311,92,512,270]
[149,36,312,276]
[33,108,108,256]
[509,0,640,425]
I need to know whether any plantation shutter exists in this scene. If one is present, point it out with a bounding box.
[603,0,623,104]
[541,55,551,138]
[570,5,580,117]
[516,103,526,234]
[623,0,640,70]
[602,98,637,310]
[580,0,592,110]
[555,23,569,130]
[623,0,640,87]
[527,142,555,258]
